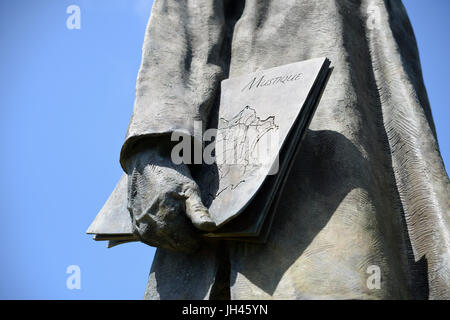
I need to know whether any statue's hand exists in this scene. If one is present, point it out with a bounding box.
[125,145,216,253]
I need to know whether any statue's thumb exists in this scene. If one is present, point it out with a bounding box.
[185,190,217,232]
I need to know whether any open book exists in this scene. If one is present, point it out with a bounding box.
[87,57,331,247]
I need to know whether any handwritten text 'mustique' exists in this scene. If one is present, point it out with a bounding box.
[241,72,303,91]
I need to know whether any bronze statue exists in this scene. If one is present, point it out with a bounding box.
[117,0,449,299]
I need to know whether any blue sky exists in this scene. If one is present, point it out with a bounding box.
[0,1,448,299]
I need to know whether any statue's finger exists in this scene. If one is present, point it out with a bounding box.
[185,190,217,232]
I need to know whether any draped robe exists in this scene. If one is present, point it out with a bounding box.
[120,0,450,299]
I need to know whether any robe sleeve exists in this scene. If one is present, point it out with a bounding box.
[120,0,226,172]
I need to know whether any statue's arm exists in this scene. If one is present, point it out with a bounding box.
[120,0,226,251]
[120,0,226,169]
